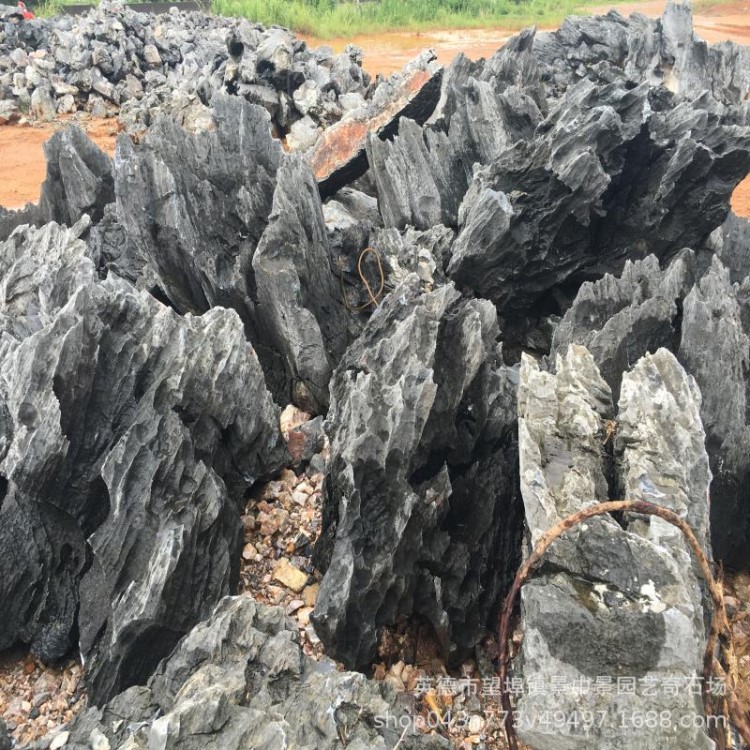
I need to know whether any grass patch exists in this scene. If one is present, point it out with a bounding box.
[212,0,598,37]
[32,0,740,37]
[210,0,738,37]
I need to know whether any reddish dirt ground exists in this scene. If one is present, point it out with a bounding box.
[0,1,749,211]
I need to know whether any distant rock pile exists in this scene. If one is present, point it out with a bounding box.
[1,2,750,748]
[0,0,372,140]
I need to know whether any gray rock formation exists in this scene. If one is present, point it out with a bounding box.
[551,250,750,570]
[678,257,750,571]
[0,125,113,241]
[252,154,350,412]
[533,2,750,104]
[311,53,443,198]
[361,4,750,325]
[0,221,285,705]
[447,79,750,316]
[516,345,713,750]
[366,30,543,230]
[705,211,750,284]
[115,95,350,412]
[550,251,695,399]
[38,596,449,750]
[313,274,523,669]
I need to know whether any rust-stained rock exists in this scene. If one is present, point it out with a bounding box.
[311,56,443,198]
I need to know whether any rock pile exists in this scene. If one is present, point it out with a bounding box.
[0,1,372,138]
[0,218,285,706]
[0,2,750,748]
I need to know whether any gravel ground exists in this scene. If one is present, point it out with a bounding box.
[0,650,86,747]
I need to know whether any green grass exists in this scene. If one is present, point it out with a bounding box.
[34,0,739,38]
[212,0,599,37]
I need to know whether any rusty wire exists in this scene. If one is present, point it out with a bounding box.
[496,500,748,750]
[340,246,385,312]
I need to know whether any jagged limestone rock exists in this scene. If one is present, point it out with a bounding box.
[313,274,523,669]
[36,596,449,750]
[0,221,285,704]
[252,155,350,412]
[115,96,349,412]
[534,2,750,104]
[550,252,695,399]
[367,30,543,231]
[447,79,750,315]
[0,125,113,241]
[516,345,713,750]
[678,256,750,569]
[361,6,750,326]
[551,251,750,569]
[705,211,750,284]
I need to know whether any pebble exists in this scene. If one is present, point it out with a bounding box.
[286,599,305,615]
[50,732,70,749]
[272,558,308,593]
[291,489,308,506]
[302,583,319,607]
[296,607,313,627]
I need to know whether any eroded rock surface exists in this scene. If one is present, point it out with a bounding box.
[313,274,523,669]
[115,95,349,412]
[516,345,713,750]
[552,249,750,570]
[0,221,285,705]
[0,126,113,241]
[38,596,449,750]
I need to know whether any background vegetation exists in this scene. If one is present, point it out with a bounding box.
[212,0,598,37]
[35,0,727,38]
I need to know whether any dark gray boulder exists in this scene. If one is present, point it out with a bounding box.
[37,596,449,750]
[0,221,285,704]
[114,95,281,323]
[115,95,350,412]
[447,79,750,316]
[38,125,114,228]
[551,250,750,570]
[516,345,714,750]
[359,6,750,328]
[252,154,350,412]
[312,274,523,669]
